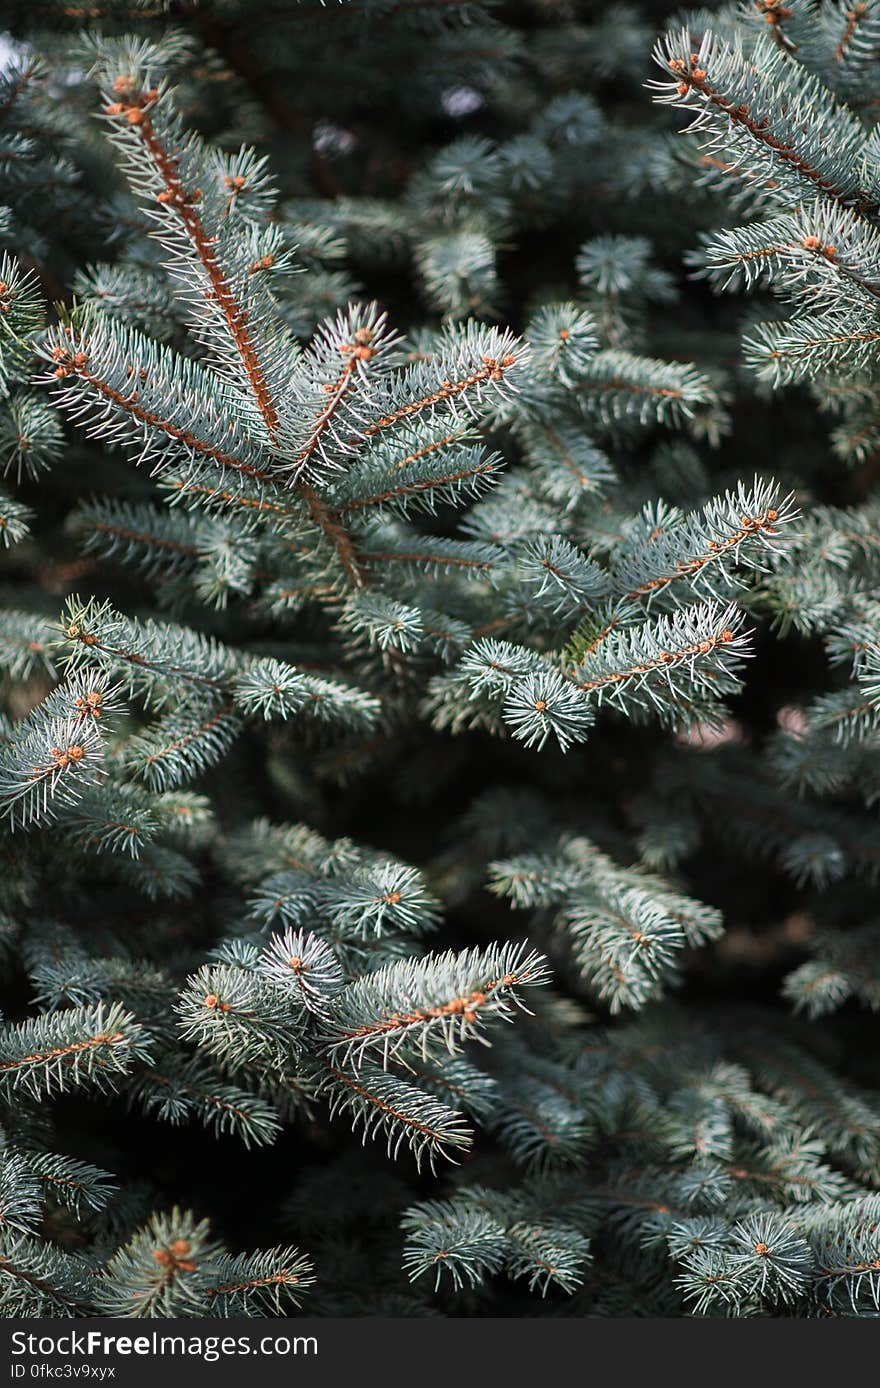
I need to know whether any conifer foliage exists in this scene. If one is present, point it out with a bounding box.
[0,0,879,1318]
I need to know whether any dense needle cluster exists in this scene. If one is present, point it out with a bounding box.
[0,0,879,1318]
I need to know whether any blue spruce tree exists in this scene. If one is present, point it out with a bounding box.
[0,0,878,1318]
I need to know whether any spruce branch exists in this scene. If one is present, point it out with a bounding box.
[0,486,32,549]
[95,1209,225,1318]
[651,30,869,209]
[257,928,345,1019]
[0,392,65,482]
[176,963,307,1073]
[698,200,880,308]
[577,349,718,427]
[402,1184,593,1295]
[320,941,550,1070]
[126,1056,283,1149]
[745,311,880,383]
[42,313,273,484]
[0,253,43,396]
[0,1155,43,1236]
[0,1003,153,1100]
[0,1232,93,1316]
[490,836,723,1011]
[611,480,798,605]
[23,1152,117,1218]
[125,695,241,793]
[0,670,121,830]
[206,1246,315,1316]
[319,1059,474,1172]
[572,601,752,724]
[94,60,285,449]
